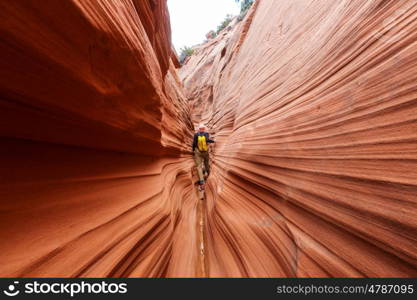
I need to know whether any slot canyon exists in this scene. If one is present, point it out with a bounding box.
[0,0,416,277]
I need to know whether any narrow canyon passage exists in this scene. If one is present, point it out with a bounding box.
[0,0,417,278]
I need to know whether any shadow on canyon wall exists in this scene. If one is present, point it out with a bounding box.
[0,0,416,277]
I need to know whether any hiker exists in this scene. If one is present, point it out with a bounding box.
[192,124,215,189]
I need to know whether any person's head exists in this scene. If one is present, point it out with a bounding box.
[198,124,206,132]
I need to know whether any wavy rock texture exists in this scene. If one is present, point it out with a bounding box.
[0,0,200,277]
[181,0,417,277]
[1,0,417,278]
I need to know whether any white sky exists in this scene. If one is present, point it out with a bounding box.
[168,0,240,53]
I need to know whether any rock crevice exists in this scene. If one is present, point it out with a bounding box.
[0,0,416,278]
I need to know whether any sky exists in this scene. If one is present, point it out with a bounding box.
[168,0,240,53]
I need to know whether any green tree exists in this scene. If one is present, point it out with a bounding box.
[179,46,194,64]
[235,0,254,14]
[216,14,233,34]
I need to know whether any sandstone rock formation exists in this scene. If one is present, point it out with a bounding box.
[181,0,417,277]
[0,0,199,277]
[0,0,416,278]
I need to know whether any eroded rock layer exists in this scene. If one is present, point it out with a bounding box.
[0,0,199,277]
[181,0,417,277]
[1,0,417,278]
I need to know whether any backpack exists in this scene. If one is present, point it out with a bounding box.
[197,135,208,151]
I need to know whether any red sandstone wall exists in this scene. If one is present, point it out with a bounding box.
[0,0,197,277]
[1,0,416,278]
[181,0,417,277]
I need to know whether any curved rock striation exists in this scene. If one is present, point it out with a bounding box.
[181,0,417,277]
[1,0,416,278]
[0,0,198,277]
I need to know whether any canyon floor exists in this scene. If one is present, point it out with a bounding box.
[0,0,416,277]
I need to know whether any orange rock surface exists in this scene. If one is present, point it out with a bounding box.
[0,0,198,277]
[0,0,416,278]
[181,0,417,277]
